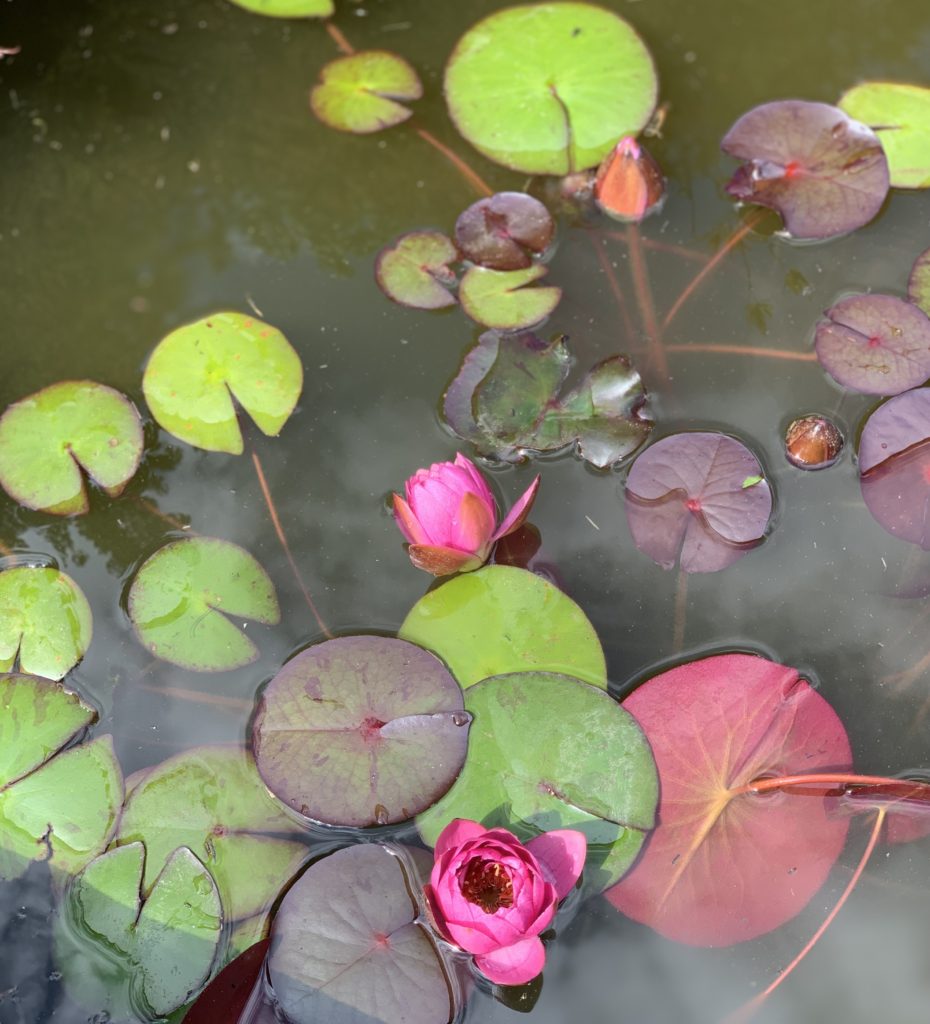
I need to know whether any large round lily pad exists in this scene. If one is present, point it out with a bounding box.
[311,51,423,134]
[0,380,143,515]
[114,746,307,923]
[268,843,456,1024]
[0,566,92,680]
[229,0,333,16]
[417,671,658,894]
[143,311,303,454]
[253,636,469,828]
[127,536,279,672]
[398,564,607,689]
[444,3,657,175]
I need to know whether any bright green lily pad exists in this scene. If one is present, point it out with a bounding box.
[398,564,606,689]
[0,566,92,680]
[459,265,562,330]
[68,843,222,1018]
[375,231,459,309]
[839,82,930,188]
[143,311,303,454]
[0,380,143,515]
[417,671,658,894]
[114,746,308,923]
[127,537,280,672]
[311,50,423,134]
[228,0,333,16]
[444,3,657,174]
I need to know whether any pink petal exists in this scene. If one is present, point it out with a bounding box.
[408,544,484,577]
[442,910,508,955]
[434,819,488,859]
[449,490,495,556]
[407,478,464,545]
[454,453,496,508]
[474,936,546,986]
[392,494,430,546]
[525,830,587,900]
[492,475,541,542]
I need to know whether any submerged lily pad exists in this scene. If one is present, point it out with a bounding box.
[252,636,469,827]
[445,3,657,175]
[399,564,606,689]
[417,671,658,894]
[444,331,652,467]
[908,246,930,315]
[115,746,307,923]
[66,843,222,1018]
[229,0,333,15]
[268,844,456,1024]
[454,192,554,270]
[839,82,930,189]
[311,51,422,134]
[127,537,279,671]
[721,100,889,240]
[143,311,302,454]
[0,566,92,680]
[815,294,930,394]
[459,265,561,330]
[375,231,459,310]
[625,432,773,573]
[0,380,143,515]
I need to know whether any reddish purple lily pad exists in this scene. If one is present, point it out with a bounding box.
[815,294,930,395]
[182,939,269,1024]
[721,100,889,240]
[267,843,456,1024]
[454,192,554,270]
[859,389,930,549]
[624,432,773,573]
[375,232,459,310]
[252,636,470,828]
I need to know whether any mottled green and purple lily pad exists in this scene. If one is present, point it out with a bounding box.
[444,331,652,467]
[375,231,459,310]
[229,0,333,16]
[815,294,930,394]
[127,537,279,672]
[459,265,561,330]
[311,50,423,134]
[143,311,302,454]
[267,843,456,1024]
[253,636,469,828]
[909,246,930,315]
[454,192,554,270]
[0,380,143,515]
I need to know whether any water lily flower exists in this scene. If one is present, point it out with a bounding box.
[392,454,539,576]
[424,818,586,986]
[594,135,666,223]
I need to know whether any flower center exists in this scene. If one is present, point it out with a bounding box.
[460,858,514,913]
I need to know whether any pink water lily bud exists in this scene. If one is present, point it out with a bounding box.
[594,135,666,223]
[424,818,586,986]
[392,454,540,576]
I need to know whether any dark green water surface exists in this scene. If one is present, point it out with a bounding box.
[2,1,930,1021]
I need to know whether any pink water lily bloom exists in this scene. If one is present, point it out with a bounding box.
[424,818,586,986]
[392,454,540,576]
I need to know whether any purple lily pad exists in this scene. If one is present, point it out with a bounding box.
[252,636,470,828]
[182,939,269,1024]
[375,231,459,310]
[454,192,554,270]
[721,100,889,240]
[908,246,930,315]
[267,843,456,1024]
[815,294,930,395]
[624,432,773,573]
[859,389,930,549]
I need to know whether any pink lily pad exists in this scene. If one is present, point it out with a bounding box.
[454,192,554,271]
[721,100,889,240]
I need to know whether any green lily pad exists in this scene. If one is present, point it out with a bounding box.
[228,0,333,16]
[416,671,658,894]
[0,380,143,515]
[143,311,303,454]
[66,843,222,1018]
[114,746,308,923]
[445,3,657,174]
[908,246,930,314]
[459,265,562,330]
[375,231,459,310]
[311,50,423,134]
[398,564,606,689]
[0,566,92,680]
[127,537,280,672]
[839,82,930,188]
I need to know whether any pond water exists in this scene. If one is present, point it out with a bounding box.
[2,0,930,1022]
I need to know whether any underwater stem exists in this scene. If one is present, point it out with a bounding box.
[603,231,710,264]
[137,682,252,711]
[414,127,494,197]
[589,233,636,341]
[324,20,355,56]
[665,343,816,362]
[626,223,667,378]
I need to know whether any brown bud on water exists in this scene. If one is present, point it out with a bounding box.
[784,415,844,469]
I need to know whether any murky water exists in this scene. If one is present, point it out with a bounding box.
[2,0,930,1021]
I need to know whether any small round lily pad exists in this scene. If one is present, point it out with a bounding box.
[311,50,423,134]
[252,636,469,828]
[143,311,303,455]
[459,265,561,330]
[229,0,333,16]
[127,537,279,672]
[0,380,143,515]
[454,192,554,270]
[445,3,657,174]
[908,246,930,315]
[375,231,459,309]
